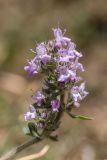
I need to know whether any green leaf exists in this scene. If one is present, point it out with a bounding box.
[67,111,93,120]
[23,126,31,135]
[28,122,41,137]
[76,115,93,120]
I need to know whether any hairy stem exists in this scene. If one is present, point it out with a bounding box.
[0,137,42,160]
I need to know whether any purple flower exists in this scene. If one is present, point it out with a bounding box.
[58,49,67,55]
[58,50,75,63]
[68,42,76,50]
[67,69,76,78]
[36,42,51,64]
[68,58,84,73]
[59,56,70,62]
[53,28,71,48]
[74,58,84,72]
[58,69,76,83]
[71,82,88,105]
[41,112,47,118]
[36,42,47,55]
[71,76,82,83]
[73,50,82,58]
[40,54,51,64]
[51,99,60,112]
[58,74,70,82]
[58,64,77,83]
[33,91,45,106]
[79,82,89,97]
[24,105,36,121]
[24,58,40,76]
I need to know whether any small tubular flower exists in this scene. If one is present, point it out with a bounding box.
[24,58,40,76]
[53,28,71,48]
[51,99,60,112]
[24,105,36,121]
[33,91,45,106]
[71,82,88,106]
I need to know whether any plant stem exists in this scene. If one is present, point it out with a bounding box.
[0,137,42,160]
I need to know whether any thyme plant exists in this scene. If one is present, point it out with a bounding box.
[0,27,92,160]
[24,27,92,140]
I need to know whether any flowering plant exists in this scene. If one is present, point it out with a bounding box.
[24,27,92,140]
[0,27,93,160]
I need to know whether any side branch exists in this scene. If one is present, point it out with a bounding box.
[0,137,42,160]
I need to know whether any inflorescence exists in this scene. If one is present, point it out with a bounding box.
[24,27,91,140]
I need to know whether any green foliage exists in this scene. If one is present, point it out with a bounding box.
[23,122,41,137]
[23,126,31,136]
[67,111,93,120]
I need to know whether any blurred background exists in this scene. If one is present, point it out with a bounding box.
[0,0,107,159]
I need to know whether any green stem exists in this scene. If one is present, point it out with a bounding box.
[0,137,42,160]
